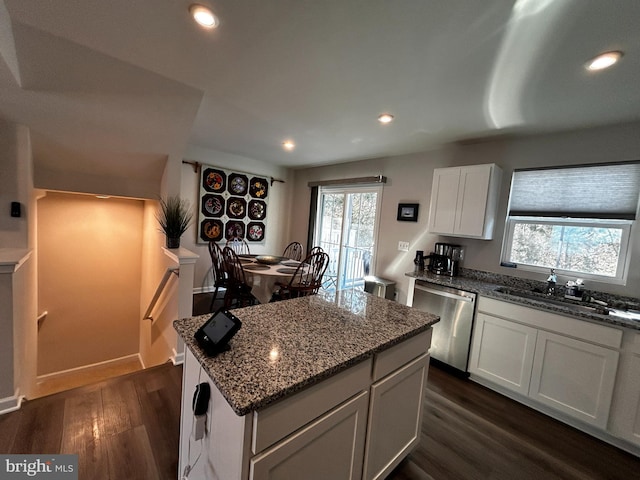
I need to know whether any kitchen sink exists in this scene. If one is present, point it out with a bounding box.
[494,287,608,315]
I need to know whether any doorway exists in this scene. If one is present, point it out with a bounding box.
[314,185,382,290]
[35,192,144,396]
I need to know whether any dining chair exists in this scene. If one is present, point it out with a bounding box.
[270,251,330,301]
[222,246,256,308]
[307,246,324,257]
[208,241,229,310]
[282,241,304,261]
[226,237,251,255]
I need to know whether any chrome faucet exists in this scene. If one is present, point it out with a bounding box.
[545,269,557,296]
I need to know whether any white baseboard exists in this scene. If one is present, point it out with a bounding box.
[171,348,185,366]
[37,353,141,382]
[194,286,214,294]
[0,390,24,415]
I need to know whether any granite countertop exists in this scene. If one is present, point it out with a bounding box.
[406,270,640,331]
[174,289,439,416]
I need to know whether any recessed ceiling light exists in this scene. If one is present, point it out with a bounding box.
[190,4,218,29]
[378,113,394,124]
[96,195,110,199]
[586,51,623,71]
[282,140,295,151]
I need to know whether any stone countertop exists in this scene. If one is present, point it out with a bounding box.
[174,289,439,416]
[406,271,640,331]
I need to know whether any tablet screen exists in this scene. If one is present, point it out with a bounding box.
[202,310,238,345]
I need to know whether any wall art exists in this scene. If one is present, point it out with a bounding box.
[198,165,269,244]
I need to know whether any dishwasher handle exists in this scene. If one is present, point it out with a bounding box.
[415,284,475,303]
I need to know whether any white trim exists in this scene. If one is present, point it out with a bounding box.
[0,390,25,415]
[138,353,147,370]
[36,353,141,382]
[171,348,185,366]
[501,216,633,285]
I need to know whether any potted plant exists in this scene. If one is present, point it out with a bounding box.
[156,195,193,249]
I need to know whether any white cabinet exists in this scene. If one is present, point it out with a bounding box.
[250,391,369,480]
[609,330,640,447]
[469,312,537,396]
[363,353,429,480]
[428,163,502,239]
[529,330,619,429]
[470,297,621,429]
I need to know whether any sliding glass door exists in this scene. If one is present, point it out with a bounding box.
[314,185,382,290]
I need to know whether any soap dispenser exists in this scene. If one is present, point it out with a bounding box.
[546,269,557,296]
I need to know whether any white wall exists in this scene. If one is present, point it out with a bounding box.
[290,121,640,303]
[37,192,143,374]
[0,119,37,403]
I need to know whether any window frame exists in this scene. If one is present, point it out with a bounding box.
[501,216,633,285]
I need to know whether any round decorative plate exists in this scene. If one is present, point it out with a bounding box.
[229,174,248,195]
[250,177,269,199]
[248,200,267,220]
[276,268,298,274]
[200,219,223,242]
[226,198,246,218]
[225,221,245,240]
[247,222,265,242]
[203,168,226,192]
[202,194,224,217]
[244,264,270,271]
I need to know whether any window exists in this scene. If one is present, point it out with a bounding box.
[502,162,640,284]
[314,185,383,290]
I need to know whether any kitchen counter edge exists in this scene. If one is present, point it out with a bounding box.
[406,272,640,331]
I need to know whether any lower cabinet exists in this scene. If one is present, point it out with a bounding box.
[363,353,429,480]
[250,391,369,480]
[529,330,619,429]
[470,297,621,429]
[609,331,640,447]
[180,330,433,480]
[469,313,537,396]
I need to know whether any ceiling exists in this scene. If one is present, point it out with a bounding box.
[1,0,639,180]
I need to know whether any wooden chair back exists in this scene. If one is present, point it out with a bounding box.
[307,246,324,256]
[276,251,329,300]
[226,237,251,255]
[207,241,227,309]
[221,247,255,307]
[283,241,304,261]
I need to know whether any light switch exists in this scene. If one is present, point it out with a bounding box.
[398,241,410,252]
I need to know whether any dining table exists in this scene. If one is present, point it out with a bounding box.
[238,255,303,304]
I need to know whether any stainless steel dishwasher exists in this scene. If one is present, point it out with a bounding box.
[412,281,476,375]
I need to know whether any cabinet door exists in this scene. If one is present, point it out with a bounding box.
[428,167,460,235]
[529,331,619,429]
[363,353,429,480]
[249,391,368,480]
[469,313,537,395]
[454,165,491,237]
[610,332,640,447]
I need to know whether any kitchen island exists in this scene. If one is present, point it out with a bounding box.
[174,289,439,480]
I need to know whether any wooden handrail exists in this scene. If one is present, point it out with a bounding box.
[143,267,179,322]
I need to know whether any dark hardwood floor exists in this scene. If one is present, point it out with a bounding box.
[2,292,639,479]
[0,363,183,480]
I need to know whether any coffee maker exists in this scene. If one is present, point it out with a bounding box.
[427,242,462,276]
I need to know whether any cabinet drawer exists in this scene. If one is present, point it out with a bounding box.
[478,296,622,349]
[372,330,432,381]
[250,391,369,480]
[252,357,371,454]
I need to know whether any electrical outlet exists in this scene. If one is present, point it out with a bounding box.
[398,241,409,252]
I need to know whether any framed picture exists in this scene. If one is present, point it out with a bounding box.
[397,203,419,222]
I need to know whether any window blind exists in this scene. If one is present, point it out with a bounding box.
[508,161,640,220]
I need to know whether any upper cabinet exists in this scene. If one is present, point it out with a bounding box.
[427,163,502,240]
